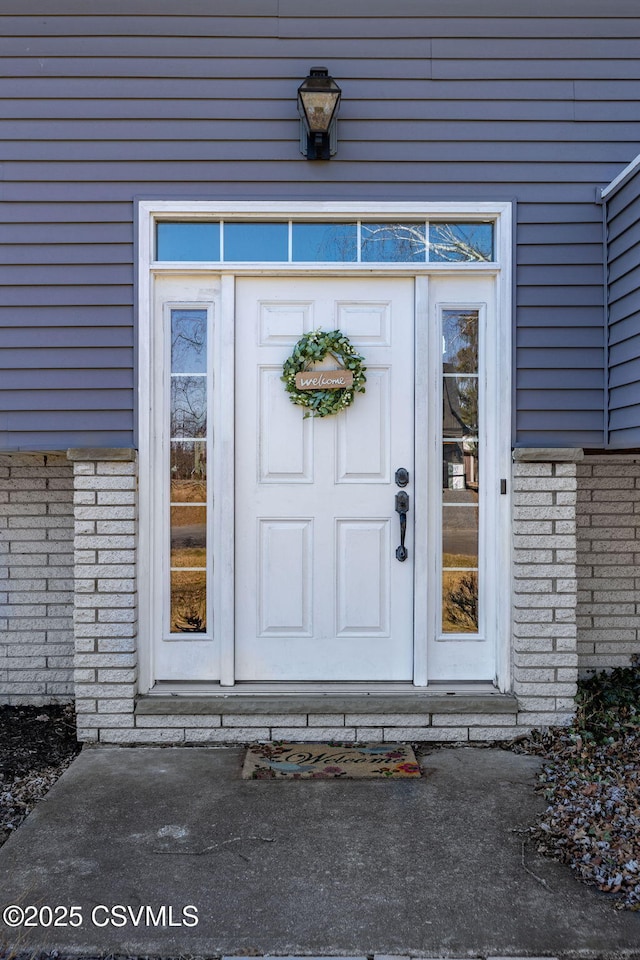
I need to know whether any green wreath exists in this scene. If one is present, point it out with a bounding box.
[281,329,367,418]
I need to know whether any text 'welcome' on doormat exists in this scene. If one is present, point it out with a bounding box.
[242,743,422,779]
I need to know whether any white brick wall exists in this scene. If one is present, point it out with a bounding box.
[512,458,578,726]
[71,456,138,742]
[576,455,640,675]
[98,709,521,744]
[0,453,74,704]
[73,449,633,742]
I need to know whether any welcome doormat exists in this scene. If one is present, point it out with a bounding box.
[242,742,421,779]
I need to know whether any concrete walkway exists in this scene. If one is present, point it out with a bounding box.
[0,745,638,959]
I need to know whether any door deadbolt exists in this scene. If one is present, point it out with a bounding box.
[395,467,409,487]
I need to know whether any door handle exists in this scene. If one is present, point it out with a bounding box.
[395,491,409,562]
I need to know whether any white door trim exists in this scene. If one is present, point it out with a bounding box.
[412,275,430,687]
[137,201,512,695]
[216,275,236,685]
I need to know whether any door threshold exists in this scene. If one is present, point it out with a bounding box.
[147,680,501,697]
[138,682,517,718]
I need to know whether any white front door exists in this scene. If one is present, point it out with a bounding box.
[234,277,415,681]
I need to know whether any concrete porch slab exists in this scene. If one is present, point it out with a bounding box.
[0,746,638,958]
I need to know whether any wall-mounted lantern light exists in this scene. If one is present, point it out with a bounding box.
[297,66,341,160]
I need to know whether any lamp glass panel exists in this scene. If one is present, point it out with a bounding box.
[300,91,340,131]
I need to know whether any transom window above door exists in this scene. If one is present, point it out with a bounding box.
[155,220,495,264]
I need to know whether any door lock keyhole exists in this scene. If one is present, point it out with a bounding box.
[395,467,409,487]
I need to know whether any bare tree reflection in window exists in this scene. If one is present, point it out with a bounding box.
[429,223,493,262]
[443,311,478,373]
[171,441,207,503]
[360,222,493,263]
[171,312,206,373]
[361,223,427,262]
[170,378,207,438]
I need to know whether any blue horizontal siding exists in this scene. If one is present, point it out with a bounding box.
[609,336,640,367]
[2,5,637,450]
[517,328,603,348]
[0,306,131,327]
[519,390,604,411]
[609,381,640,408]
[609,355,640,389]
[0,431,134,452]
[610,403,640,431]
[608,262,640,301]
[606,163,640,447]
[609,289,640,326]
[0,286,131,307]
[608,425,640,448]
[3,120,637,144]
[0,369,133,389]
[0,389,132,411]
[519,369,603,389]
[0,348,132,370]
[609,310,640,346]
[0,328,132,349]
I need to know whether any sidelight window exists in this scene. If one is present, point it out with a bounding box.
[169,308,209,635]
[441,309,480,635]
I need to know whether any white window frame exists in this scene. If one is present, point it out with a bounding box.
[137,201,513,695]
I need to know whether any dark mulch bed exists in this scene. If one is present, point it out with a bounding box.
[0,703,80,847]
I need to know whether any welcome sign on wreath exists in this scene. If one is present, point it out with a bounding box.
[281,329,367,418]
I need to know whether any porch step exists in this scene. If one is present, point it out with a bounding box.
[136,692,517,717]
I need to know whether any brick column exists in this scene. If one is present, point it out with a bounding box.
[0,452,74,704]
[512,450,581,728]
[576,454,640,673]
[69,450,137,742]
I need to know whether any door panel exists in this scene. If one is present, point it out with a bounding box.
[258,519,313,636]
[259,367,313,481]
[336,368,390,482]
[234,276,415,681]
[336,519,390,635]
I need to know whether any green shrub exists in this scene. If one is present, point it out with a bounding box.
[573,655,640,744]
